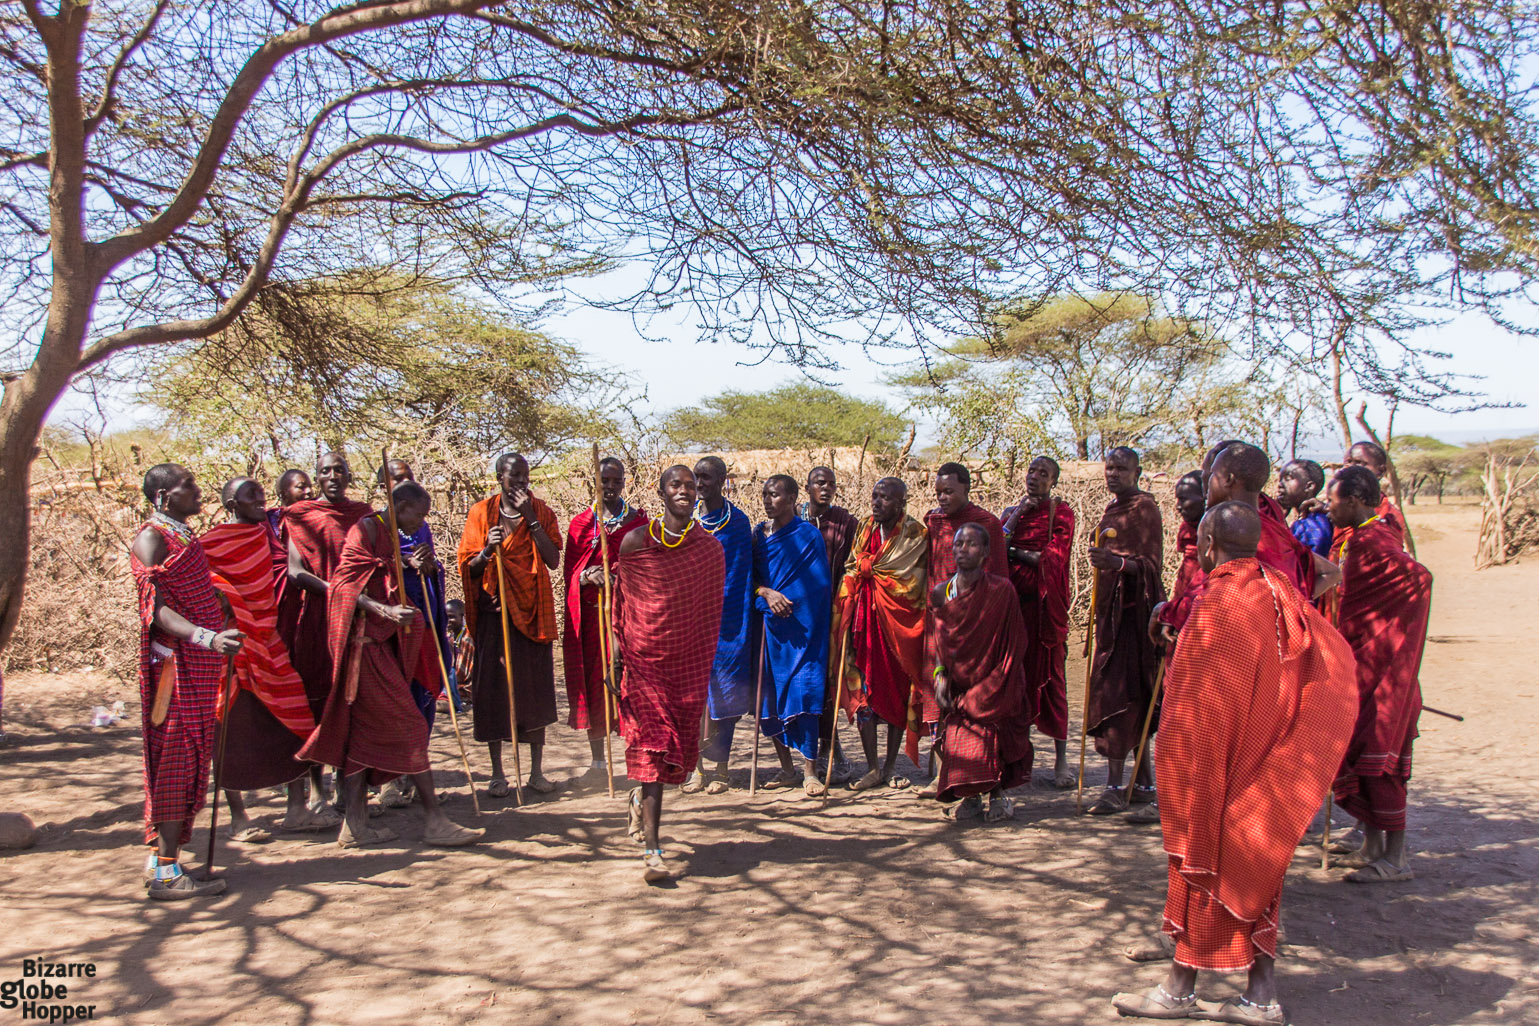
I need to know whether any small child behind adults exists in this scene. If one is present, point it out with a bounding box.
[445,598,470,712]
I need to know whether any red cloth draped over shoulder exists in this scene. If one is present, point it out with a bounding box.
[1159,497,1313,632]
[1158,559,1357,938]
[280,497,375,706]
[1332,497,1407,552]
[1330,518,1431,782]
[201,522,314,737]
[832,516,927,728]
[935,573,1034,801]
[615,523,725,783]
[1086,491,1165,731]
[1160,520,1203,631]
[1005,497,1075,738]
[298,515,433,778]
[919,503,1009,725]
[457,493,560,643]
[131,522,224,845]
[810,505,859,592]
[562,502,647,731]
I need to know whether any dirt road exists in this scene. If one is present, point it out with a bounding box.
[0,502,1534,1025]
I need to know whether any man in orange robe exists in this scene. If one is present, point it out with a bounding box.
[1112,501,1356,1024]
[831,477,926,791]
[457,452,562,797]
[1327,465,1432,884]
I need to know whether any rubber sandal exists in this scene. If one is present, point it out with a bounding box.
[422,821,484,847]
[985,796,1015,823]
[1191,995,1286,1024]
[627,787,644,844]
[947,795,984,821]
[1127,801,1161,825]
[1345,858,1414,884]
[229,825,273,844]
[281,804,342,832]
[704,778,729,795]
[1111,985,1200,1019]
[1087,788,1129,816]
[337,822,397,849]
[887,775,912,790]
[642,848,672,884]
[680,772,707,794]
[487,777,510,798]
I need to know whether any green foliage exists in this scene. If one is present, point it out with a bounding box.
[663,383,906,452]
[896,293,1316,467]
[140,274,625,485]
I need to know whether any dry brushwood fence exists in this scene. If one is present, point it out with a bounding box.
[11,442,1187,681]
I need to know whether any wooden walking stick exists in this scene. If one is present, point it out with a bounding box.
[749,627,769,795]
[1123,655,1166,806]
[1321,793,1333,871]
[203,652,235,879]
[1076,526,1117,814]
[492,544,526,806]
[379,448,411,638]
[599,589,619,796]
[824,609,852,801]
[592,444,618,799]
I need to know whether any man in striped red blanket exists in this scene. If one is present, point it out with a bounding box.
[202,477,338,841]
[615,465,725,883]
[131,464,245,900]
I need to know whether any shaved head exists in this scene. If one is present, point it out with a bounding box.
[220,476,256,508]
[955,521,991,548]
[659,463,693,488]
[874,475,907,498]
[1346,441,1389,476]
[1212,442,1271,493]
[1201,500,1261,558]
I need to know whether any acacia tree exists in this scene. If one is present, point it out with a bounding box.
[663,383,906,452]
[2,0,1537,654]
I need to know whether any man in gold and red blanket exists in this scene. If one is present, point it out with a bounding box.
[932,522,1033,823]
[1001,456,1076,788]
[1327,465,1433,884]
[202,477,337,841]
[615,465,725,883]
[832,476,926,791]
[1112,501,1356,1024]
[299,482,482,850]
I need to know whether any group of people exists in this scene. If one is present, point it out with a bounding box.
[129,438,1433,1023]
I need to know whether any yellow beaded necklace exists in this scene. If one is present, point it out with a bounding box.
[650,516,694,548]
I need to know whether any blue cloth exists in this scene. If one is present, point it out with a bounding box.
[1291,511,1334,559]
[752,517,832,760]
[697,502,757,721]
[400,522,451,728]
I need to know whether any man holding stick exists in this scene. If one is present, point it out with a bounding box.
[299,482,482,849]
[1111,501,1356,1023]
[1326,465,1433,883]
[1001,456,1077,788]
[458,453,562,798]
[804,465,858,783]
[131,464,244,899]
[614,465,725,882]
[202,477,337,840]
[932,523,1033,823]
[563,456,647,788]
[832,477,926,791]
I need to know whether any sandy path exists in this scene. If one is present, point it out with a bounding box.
[0,501,1534,1025]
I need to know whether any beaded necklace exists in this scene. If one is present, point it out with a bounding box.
[649,516,694,549]
[150,510,194,545]
[693,500,734,535]
[596,498,635,533]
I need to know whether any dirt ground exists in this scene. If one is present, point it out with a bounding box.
[0,501,1535,1026]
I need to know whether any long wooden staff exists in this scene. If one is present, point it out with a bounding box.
[1076,526,1117,813]
[591,444,618,799]
[1123,655,1166,805]
[824,605,852,801]
[492,540,526,807]
[749,627,769,795]
[379,448,411,637]
[204,652,235,878]
[418,592,482,817]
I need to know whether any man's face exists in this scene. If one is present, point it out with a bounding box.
[1025,458,1056,499]
[599,463,625,504]
[1276,464,1316,511]
[1205,461,1237,506]
[762,480,795,520]
[497,457,530,495]
[395,500,429,536]
[871,482,904,525]
[316,455,351,502]
[693,460,723,503]
[161,467,202,519]
[807,469,836,509]
[660,468,698,518]
[382,460,414,487]
[1104,453,1139,495]
[1175,481,1205,525]
[1196,519,1218,573]
[1344,444,1387,477]
[953,526,988,573]
[934,473,968,516]
[1325,480,1361,529]
[280,472,313,506]
[230,480,268,524]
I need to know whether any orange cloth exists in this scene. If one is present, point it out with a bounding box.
[1157,557,1357,971]
[456,494,560,644]
[832,515,928,728]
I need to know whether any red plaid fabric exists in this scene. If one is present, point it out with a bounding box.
[280,497,375,711]
[1005,498,1075,741]
[919,503,1009,726]
[615,523,725,783]
[561,503,647,734]
[201,522,314,737]
[132,522,224,845]
[1158,558,1358,970]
